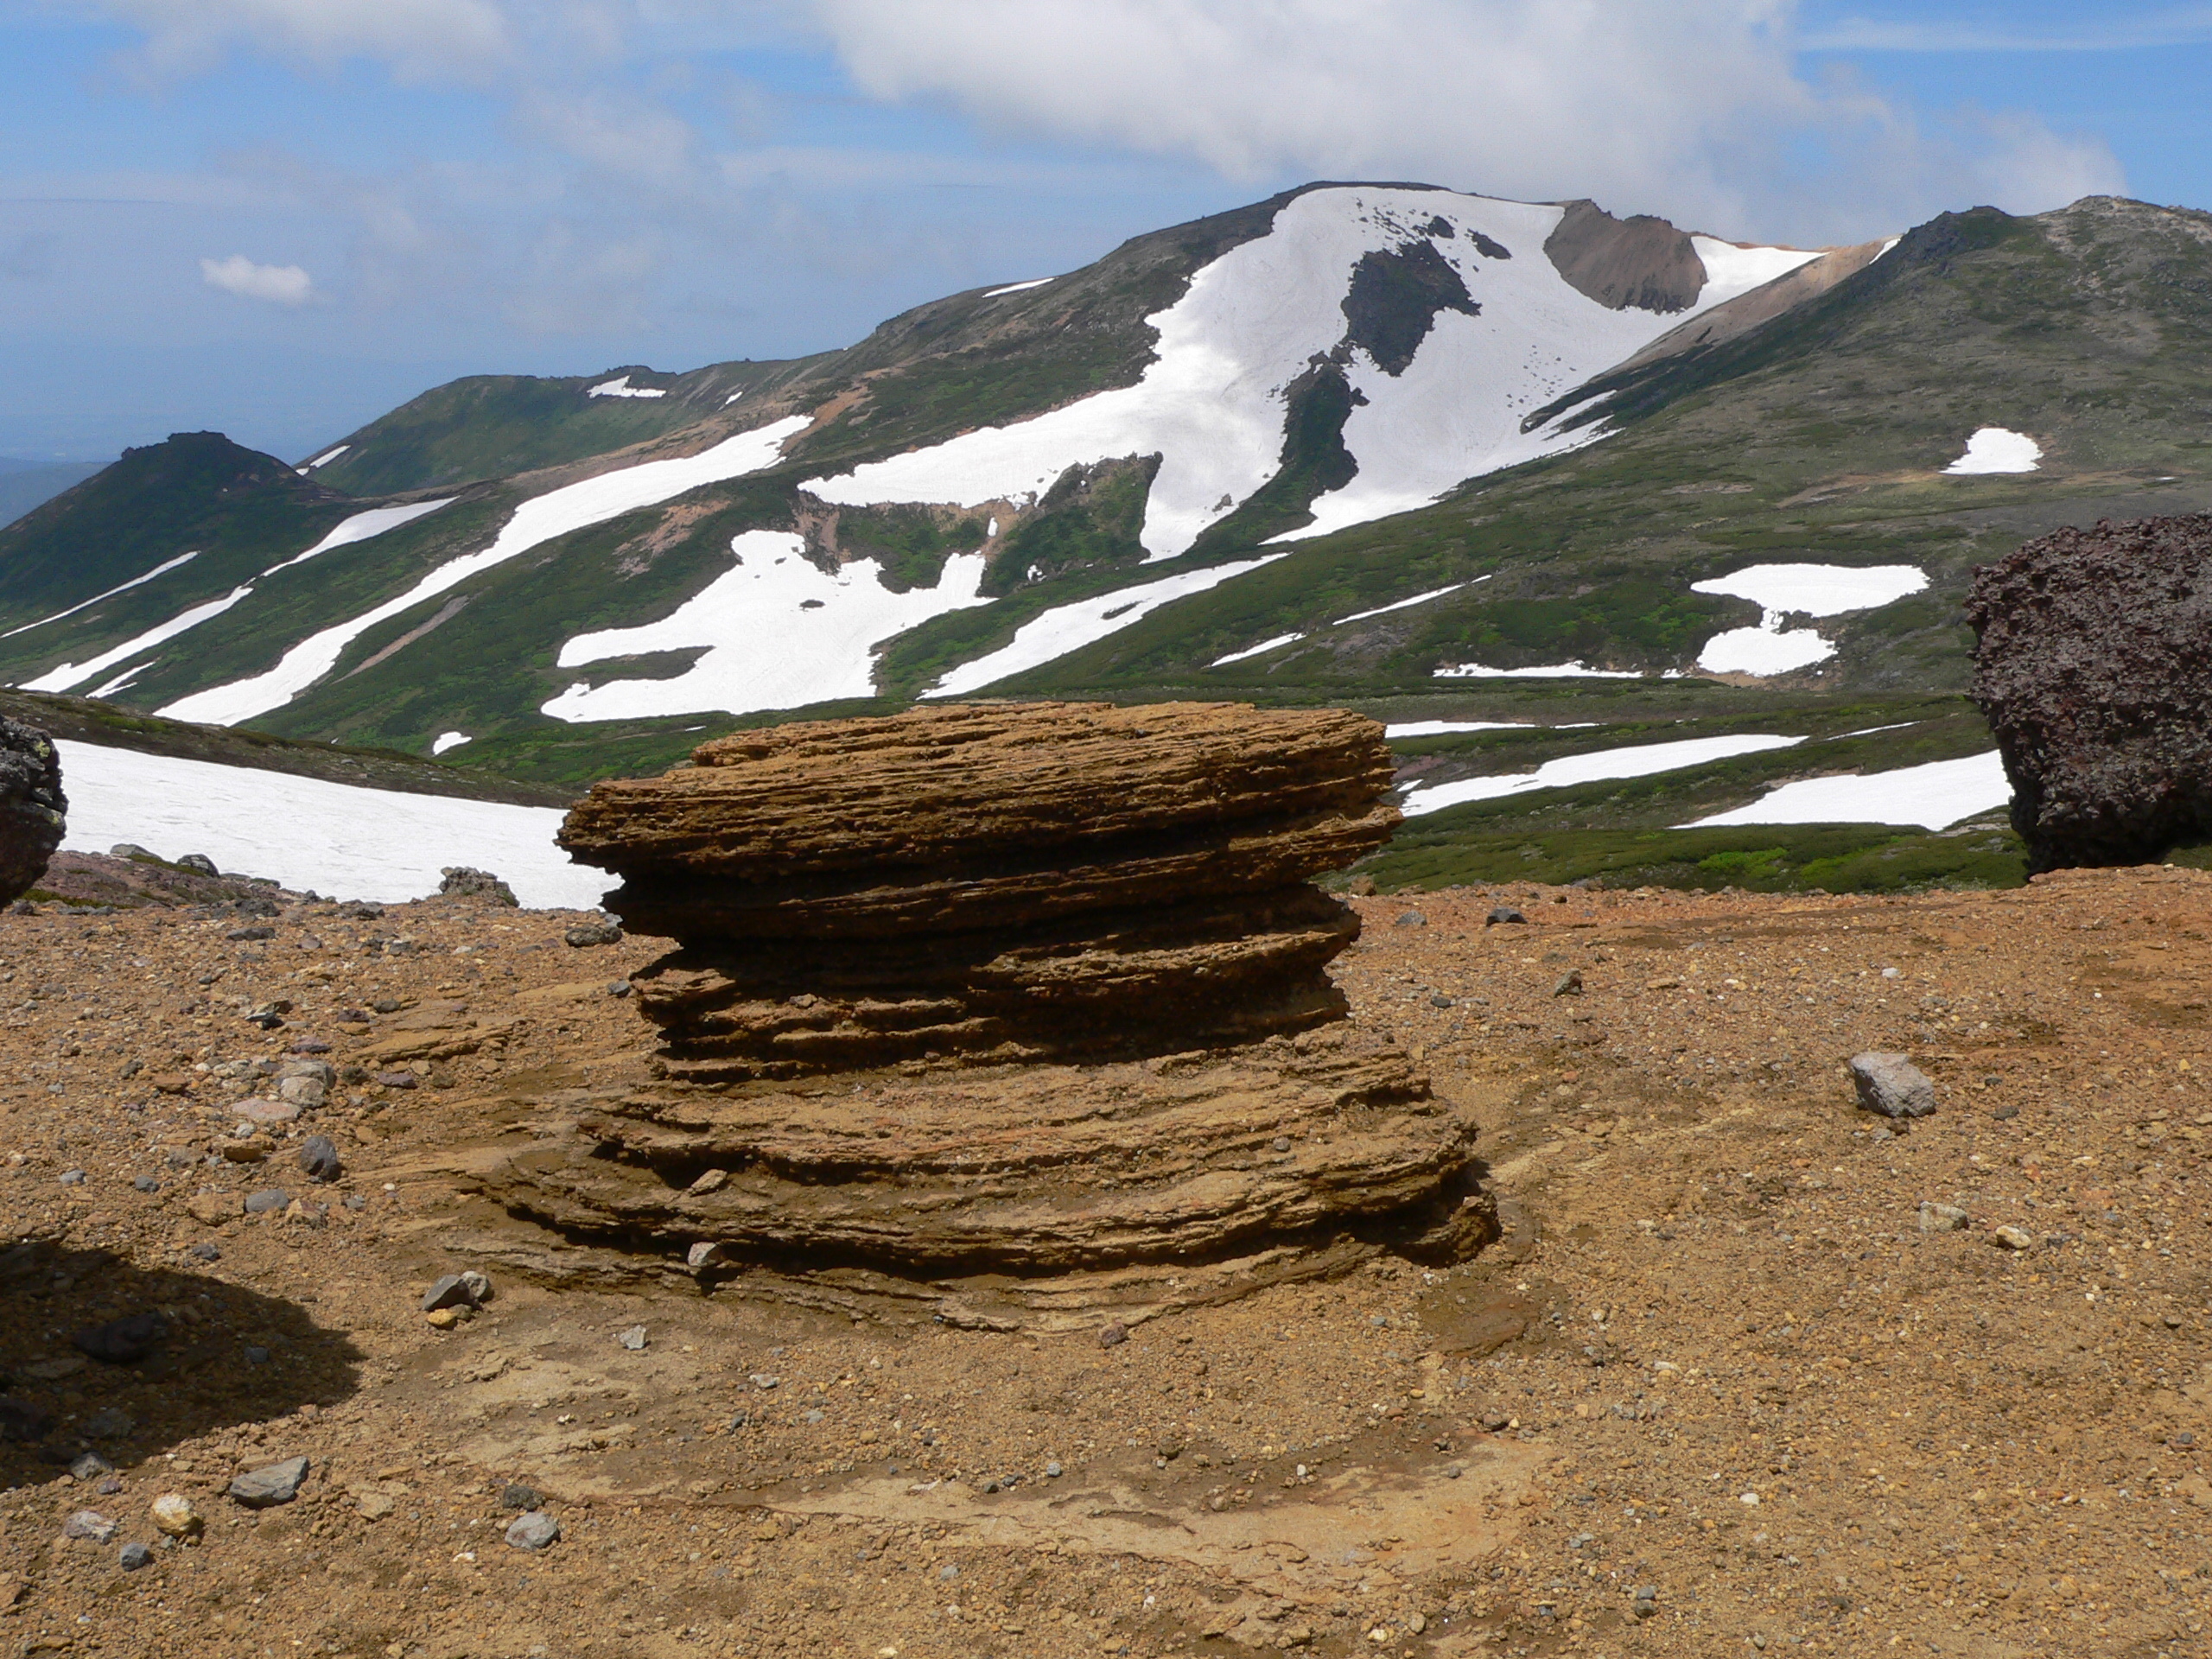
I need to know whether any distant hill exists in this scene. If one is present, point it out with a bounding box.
[0,457,105,531]
[4,185,2210,891]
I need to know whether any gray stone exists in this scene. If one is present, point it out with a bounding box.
[1099,1321,1128,1348]
[275,1074,326,1109]
[505,1510,560,1550]
[1553,970,1584,997]
[499,1483,541,1512]
[1045,1462,1064,1478]
[1486,906,1528,927]
[243,1188,290,1214]
[188,1243,220,1263]
[565,917,623,948]
[62,1510,116,1542]
[421,1273,484,1313]
[176,854,218,876]
[1849,1052,1936,1119]
[1917,1201,1970,1234]
[131,1176,160,1194]
[58,1168,85,1186]
[226,1455,308,1508]
[69,1452,113,1481]
[118,1541,153,1571]
[1991,1224,2035,1251]
[617,1325,647,1351]
[1394,910,1427,928]
[297,1135,341,1182]
[459,1270,492,1304]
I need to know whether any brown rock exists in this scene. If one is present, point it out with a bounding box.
[497,700,1490,1303]
[560,702,1395,1071]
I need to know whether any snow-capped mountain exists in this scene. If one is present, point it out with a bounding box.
[0,185,2204,809]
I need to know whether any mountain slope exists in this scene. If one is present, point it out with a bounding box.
[7,187,2212,890]
[0,183,1827,763]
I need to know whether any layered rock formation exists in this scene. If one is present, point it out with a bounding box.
[0,718,65,906]
[493,702,1491,1324]
[1969,514,2212,871]
[557,701,1400,1080]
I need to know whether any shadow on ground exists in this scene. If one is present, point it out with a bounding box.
[0,1237,362,1491]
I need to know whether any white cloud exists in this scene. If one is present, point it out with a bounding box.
[798,0,2126,240]
[83,0,511,79]
[200,253,315,304]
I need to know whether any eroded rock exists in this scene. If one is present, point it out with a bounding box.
[491,701,1493,1319]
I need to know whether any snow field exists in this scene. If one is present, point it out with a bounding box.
[804,188,1818,563]
[24,586,254,695]
[542,534,991,722]
[1690,563,1928,678]
[1210,631,1306,667]
[1433,660,1645,680]
[588,376,666,399]
[1398,734,1806,818]
[1684,751,2012,831]
[1382,720,1597,739]
[263,499,454,576]
[53,739,606,910]
[3,551,200,640]
[926,553,1290,698]
[1945,429,2042,475]
[159,416,810,728]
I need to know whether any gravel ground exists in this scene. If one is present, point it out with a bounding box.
[0,865,2206,1659]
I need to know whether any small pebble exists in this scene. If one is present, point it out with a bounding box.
[58,1169,85,1186]
[226,1455,309,1509]
[500,1483,541,1512]
[149,1493,202,1537]
[131,1176,160,1194]
[505,1510,560,1551]
[118,1541,154,1571]
[1099,1321,1128,1348]
[617,1325,648,1351]
[243,1188,290,1214]
[70,1452,114,1481]
[63,1510,117,1542]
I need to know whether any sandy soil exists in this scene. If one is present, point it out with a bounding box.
[0,866,2207,1659]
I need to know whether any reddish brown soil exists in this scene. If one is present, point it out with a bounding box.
[0,868,2207,1659]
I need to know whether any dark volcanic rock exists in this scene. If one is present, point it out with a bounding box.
[1969,514,2212,872]
[1543,200,1706,314]
[0,717,65,906]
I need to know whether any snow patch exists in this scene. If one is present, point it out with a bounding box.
[542,534,990,722]
[1399,734,1806,818]
[263,499,454,575]
[806,188,1820,564]
[1433,660,1643,680]
[926,553,1289,698]
[157,417,808,728]
[588,375,667,399]
[86,660,156,700]
[1683,751,2012,831]
[1944,428,2041,475]
[1691,563,1928,678]
[431,731,471,755]
[1383,720,1600,739]
[1687,237,1821,298]
[1210,631,1306,667]
[3,550,200,639]
[53,739,604,909]
[23,586,253,694]
[1332,583,1467,626]
[983,277,1054,297]
[305,445,350,469]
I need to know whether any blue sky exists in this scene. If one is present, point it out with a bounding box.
[0,0,2204,464]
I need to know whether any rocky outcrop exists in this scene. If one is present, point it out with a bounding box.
[0,718,65,906]
[499,701,1491,1323]
[558,701,1400,1079]
[1543,200,1706,314]
[1969,514,2212,871]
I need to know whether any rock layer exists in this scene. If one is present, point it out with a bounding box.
[505,700,1490,1310]
[560,702,1399,1077]
[1969,514,2212,871]
[0,718,65,906]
